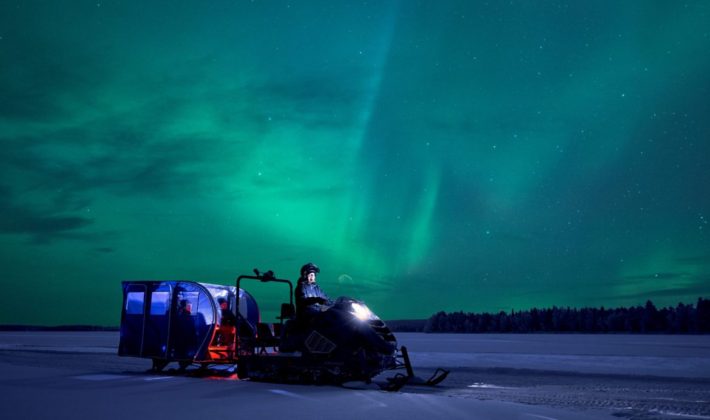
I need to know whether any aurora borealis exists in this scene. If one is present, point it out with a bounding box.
[1,1,709,326]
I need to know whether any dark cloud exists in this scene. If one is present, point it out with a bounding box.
[256,75,361,110]
[0,125,225,245]
[0,27,110,123]
[2,128,222,199]
[676,255,710,265]
[0,185,93,243]
[617,282,710,305]
[242,67,372,130]
[623,272,691,281]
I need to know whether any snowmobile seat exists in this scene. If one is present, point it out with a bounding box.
[278,303,295,321]
[272,303,295,345]
[272,322,283,338]
[256,323,280,354]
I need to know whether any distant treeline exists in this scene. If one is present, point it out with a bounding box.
[0,325,118,331]
[420,298,710,334]
[384,319,428,332]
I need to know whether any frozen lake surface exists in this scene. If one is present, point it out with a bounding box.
[1,332,709,420]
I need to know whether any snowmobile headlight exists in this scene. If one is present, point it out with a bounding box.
[350,302,374,321]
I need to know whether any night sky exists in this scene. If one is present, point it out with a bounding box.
[1,1,709,326]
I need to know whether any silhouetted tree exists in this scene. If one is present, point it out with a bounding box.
[697,298,710,333]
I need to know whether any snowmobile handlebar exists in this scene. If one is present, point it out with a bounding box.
[235,269,294,314]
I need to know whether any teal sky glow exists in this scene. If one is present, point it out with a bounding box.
[1,1,709,325]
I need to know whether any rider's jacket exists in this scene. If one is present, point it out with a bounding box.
[295,280,332,317]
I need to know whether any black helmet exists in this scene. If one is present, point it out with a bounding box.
[300,262,320,276]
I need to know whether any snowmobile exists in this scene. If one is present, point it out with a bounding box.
[118,269,448,390]
[235,269,448,389]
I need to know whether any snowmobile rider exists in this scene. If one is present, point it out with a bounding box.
[218,298,236,327]
[295,262,333,320]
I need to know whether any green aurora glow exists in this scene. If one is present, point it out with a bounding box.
[1,1,709,325]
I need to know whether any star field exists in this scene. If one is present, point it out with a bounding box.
[1,0,709,325]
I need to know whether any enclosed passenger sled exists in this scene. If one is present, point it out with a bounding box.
[118,269,448,390]
[118,280,259,372]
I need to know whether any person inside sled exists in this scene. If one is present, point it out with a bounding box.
[178,299,191,316]
[217,297,236,347]
[295,262,332,322]
[218,298,236,326]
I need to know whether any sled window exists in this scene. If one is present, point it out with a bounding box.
[126,292,144,315]
[176,291,199,315]
[150,292,170,315]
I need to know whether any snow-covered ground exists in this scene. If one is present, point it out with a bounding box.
[1,332,708,420]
